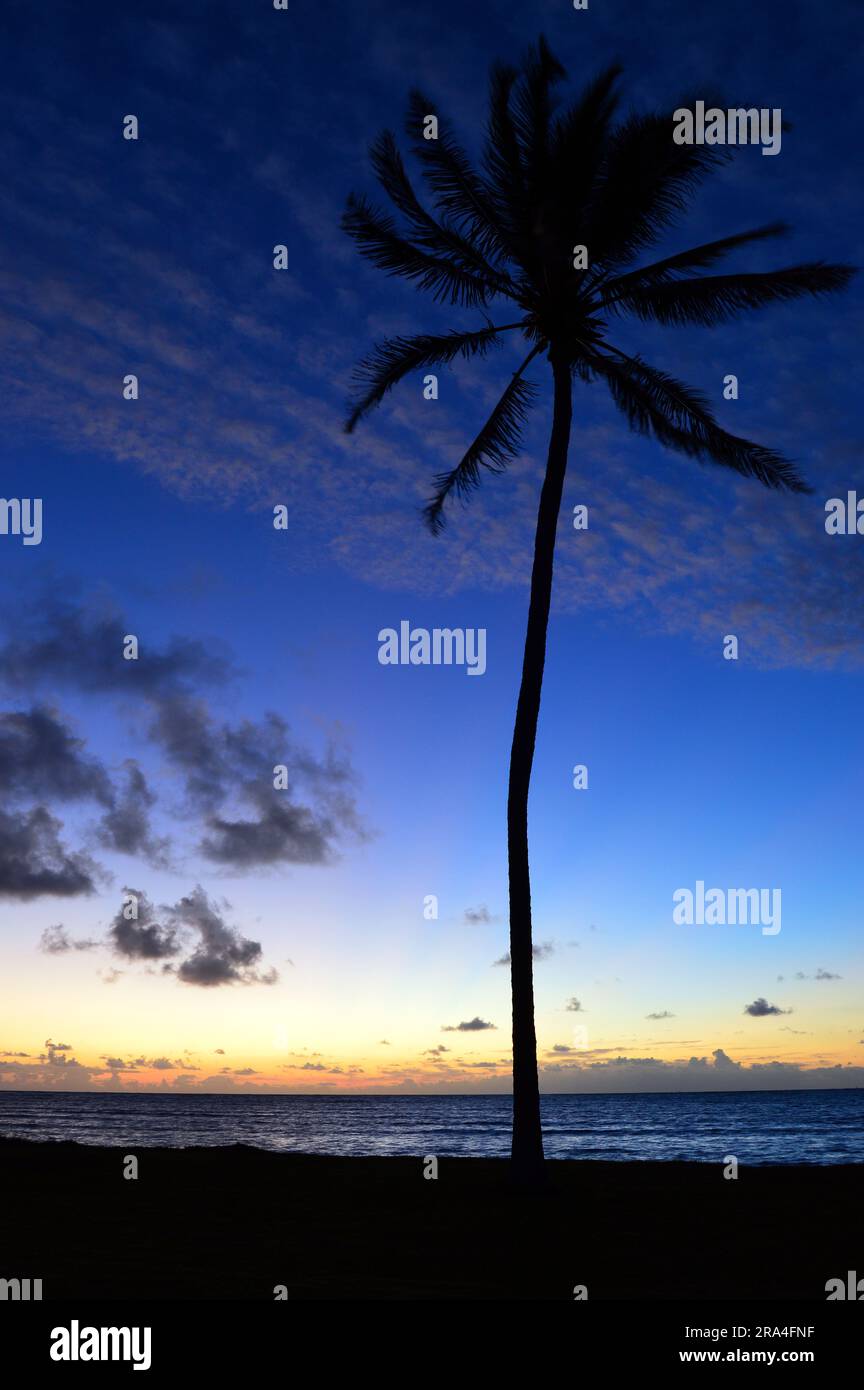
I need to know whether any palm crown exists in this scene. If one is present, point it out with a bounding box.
[343,38,853,526]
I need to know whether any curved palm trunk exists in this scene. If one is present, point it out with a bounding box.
[508,353,573,1186]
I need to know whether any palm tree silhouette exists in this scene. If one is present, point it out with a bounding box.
[342,37,854,1186]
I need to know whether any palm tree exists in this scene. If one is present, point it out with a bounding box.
[342,38,855,1187]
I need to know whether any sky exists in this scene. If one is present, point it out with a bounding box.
[0,0,862,1096]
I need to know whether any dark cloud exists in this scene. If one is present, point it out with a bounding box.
[790,969,841,981]
[0,599,366,878]
[166,885,277,987]
[494,940,555,966]
[712,1048,742,1072]
[97,762,171,867]
[108,888,181,961]
[142,695,367,869]
[106,884,275,987]
[463,904,496,924]
[201,791,339,867]
[39,923,98,953]
[744,997,791,1017]
[442,1017,496,1032]
[0,706,112,805]
[0,595,231,699]
[0,706,168,891]
[0,805,100,899]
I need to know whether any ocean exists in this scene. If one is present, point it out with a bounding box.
[0,1087,861,1163]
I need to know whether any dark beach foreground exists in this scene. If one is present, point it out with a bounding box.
[2,1138,861,1300]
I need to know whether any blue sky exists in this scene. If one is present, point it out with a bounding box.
[0,0,862,1093]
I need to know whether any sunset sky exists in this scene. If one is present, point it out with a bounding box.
[1,0,862,1095]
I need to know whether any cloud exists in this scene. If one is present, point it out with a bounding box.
[0,704,180,890]
[39,923,98,954]
[711,1048,742,1072]
[108,889,181,961]
[463,904,497,924]
[0,805,101,899]
[0,706,112,805]
[166,885,277,988]
[744,997,791,1017]
[494,940,555,966]
[97,762,171,867]
[150,698,367,870]
[0,595,230,700]
[442,1017,496,1032]
[0,598,368,879]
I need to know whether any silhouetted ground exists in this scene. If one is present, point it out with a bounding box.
[2,1139,860,1300]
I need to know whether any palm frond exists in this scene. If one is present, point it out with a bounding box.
[605,262,857,325]
[423,349,542,533]
[345,325,516,432]
[508,35,565,190]
[588,348,811,492]
[586,113,725,272]
[406,91,512,266]
[483,62,529,254]
[342,193,499,307]
[369,131,517,295]
[601,222,789,300]
[548,63,621,225]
